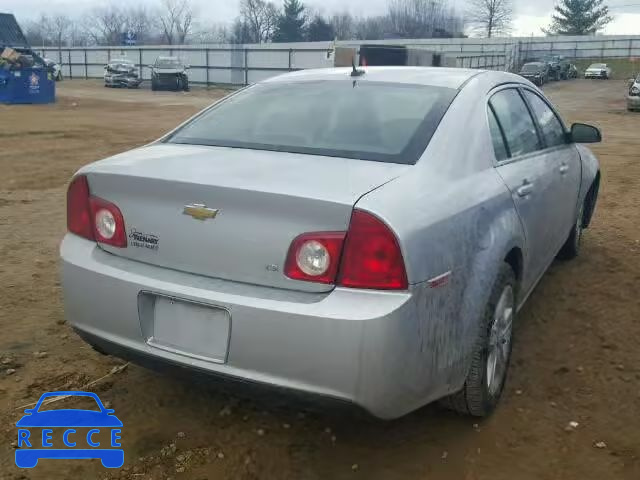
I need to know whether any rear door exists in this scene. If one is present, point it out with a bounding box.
[521,88,581,240]
[488,87,565,291]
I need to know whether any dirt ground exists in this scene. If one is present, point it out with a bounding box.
[0,79,639,480]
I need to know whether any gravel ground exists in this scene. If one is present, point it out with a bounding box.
[0,78,639,480]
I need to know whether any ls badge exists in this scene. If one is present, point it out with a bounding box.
[183,204,219,221]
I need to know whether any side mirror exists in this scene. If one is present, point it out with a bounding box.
[571,123,602,144]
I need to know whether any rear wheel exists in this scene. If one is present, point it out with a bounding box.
[441,264,516,417]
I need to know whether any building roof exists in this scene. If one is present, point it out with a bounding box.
[0,13,29,49]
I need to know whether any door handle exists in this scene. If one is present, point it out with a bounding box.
[516,181,534,198]
[559,164,570,175]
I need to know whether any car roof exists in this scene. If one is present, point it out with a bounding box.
[157,56,179,61]
[523,62,543,66]
[110,58,133,63]
[263,66,482,89]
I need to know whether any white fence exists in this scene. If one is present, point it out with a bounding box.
[37,35,640,86]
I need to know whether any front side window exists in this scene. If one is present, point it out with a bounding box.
[167,80,457,164]
[489,89,541,158]
[523,91,567,148]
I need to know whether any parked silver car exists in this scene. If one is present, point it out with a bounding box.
[61,67,601,419]
[584,63,612,79]
[627,74,640,111]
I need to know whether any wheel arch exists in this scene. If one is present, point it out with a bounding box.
[583,170,600,229]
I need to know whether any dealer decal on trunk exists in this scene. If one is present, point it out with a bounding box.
[129,230,159,251]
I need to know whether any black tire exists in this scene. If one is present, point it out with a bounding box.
[558,200,585,260]
[183,77,190,91]
[441,263,516,417]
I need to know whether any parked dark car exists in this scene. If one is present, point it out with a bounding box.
[104,59,142,88]
[518,62,548,86]
[150,57,189,91]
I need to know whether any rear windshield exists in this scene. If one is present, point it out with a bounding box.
[156,59,182,68]
[166,80,457,164]
[590,64,606,69]
[522,64,541,72]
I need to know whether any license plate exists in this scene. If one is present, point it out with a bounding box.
[147,296,230,363]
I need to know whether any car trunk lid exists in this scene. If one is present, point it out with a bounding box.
[84,144,409,292]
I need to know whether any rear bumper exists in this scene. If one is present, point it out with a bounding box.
[585,72,607,79]
[60,235,448,419]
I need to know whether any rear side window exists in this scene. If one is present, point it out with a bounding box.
[523,91,567,148]
[167,80,457,164]
[489,89,541,158]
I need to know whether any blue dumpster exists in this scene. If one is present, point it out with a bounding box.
[1,13,55,104]
[0,66,55,104]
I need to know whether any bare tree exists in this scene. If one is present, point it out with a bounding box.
[240,0,278,43]
[467,0,513,38]
[191,24,231,44]
[124,6,154,44]
[388,0,460,38]
[158,0,194,44]
[85,5,126,45]
[354,16,388,40]
[330,12,354,40]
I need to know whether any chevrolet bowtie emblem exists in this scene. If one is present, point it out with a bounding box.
[183,204,219,221]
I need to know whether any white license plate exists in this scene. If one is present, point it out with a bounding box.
[148,296,230,363]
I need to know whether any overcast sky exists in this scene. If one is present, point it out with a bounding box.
[4,0,640,36]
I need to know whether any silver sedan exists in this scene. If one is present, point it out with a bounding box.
[61,67,601,419]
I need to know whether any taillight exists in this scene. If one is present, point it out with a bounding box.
[67,175,93,241]
[89,196,127,247]
[66,175,127,248]
[284,232,345,284]
[284,210,408,290]
[338,210,408,290]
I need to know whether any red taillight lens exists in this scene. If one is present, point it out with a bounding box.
[89,196,127,248]
[338,210,408,290]
[67,175,94,241]
[284,232,346,284]
[66,175,127,248]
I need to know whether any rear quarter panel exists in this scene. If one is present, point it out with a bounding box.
[354,73,527,405]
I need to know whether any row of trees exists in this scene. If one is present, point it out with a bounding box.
[229,0,468,44]
[23,0,614,48]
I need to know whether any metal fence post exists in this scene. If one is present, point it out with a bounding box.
[244,48,249,86]
[629,39,634,59]
[205,47,210,86]
[84,49,88,79]
[139,48,143,80]
[68,49,72,79]
[288,48,293,71]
